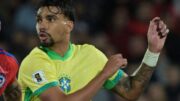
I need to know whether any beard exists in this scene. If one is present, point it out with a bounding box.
[39,34,55,47]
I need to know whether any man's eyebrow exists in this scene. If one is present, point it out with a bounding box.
[36,13,59,19]
[46,14,58,18]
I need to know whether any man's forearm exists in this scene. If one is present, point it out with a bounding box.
[41,70,118,101]
[113,63,155,101]
[61,71,107,101]
[41,55,127,101]
[41,72,107,101]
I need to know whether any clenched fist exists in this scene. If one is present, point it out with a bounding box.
[102,54,127,79]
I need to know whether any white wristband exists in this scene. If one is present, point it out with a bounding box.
[142,49,160,67]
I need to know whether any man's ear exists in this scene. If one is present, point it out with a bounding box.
[63,21,74,33]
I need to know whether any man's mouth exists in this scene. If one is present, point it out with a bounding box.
[39,32,49,41]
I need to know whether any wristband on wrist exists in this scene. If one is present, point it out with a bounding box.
[142,49,160,67]
[103,69,124,90]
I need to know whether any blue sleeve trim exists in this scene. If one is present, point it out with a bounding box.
[0,51,19,65]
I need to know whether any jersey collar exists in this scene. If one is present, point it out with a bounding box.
[40,43,73,61]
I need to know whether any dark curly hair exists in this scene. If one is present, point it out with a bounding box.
[36,0,75,22]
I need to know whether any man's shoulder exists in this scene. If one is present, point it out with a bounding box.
[73,43,97,52]
[0,48,18,66]
[24,47,49,59]
[0,48,16,59]
[73,43,107,59]
[19,47,53,73]
[21,47,50,66]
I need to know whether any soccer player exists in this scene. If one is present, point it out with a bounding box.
[0,21,21,101]
[18,0,169,101]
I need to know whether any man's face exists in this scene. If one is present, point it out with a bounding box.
[36,6,70,47]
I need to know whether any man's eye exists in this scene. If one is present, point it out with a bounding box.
[47,17,55,22]
[36,18,42,23]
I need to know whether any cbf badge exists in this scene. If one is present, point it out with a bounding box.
[59,76,71,93]
[0,74,5,88]
[32,71,46,84]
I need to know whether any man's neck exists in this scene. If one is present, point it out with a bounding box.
[50,41,70,57]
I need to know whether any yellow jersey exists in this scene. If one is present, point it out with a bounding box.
[18,44,125,101]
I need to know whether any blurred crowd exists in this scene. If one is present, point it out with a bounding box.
[0,0,179,101]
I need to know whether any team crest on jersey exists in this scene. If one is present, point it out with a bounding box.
[59,76,71,93]
[0,74,5,88]
[32,71,46,84]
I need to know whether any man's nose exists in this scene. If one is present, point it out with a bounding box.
[38,20,48,30]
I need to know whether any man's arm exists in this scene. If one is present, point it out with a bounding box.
[40,54,127,101]
[40,71,108,101]
[112,64,154,101]
[0,20,21,101]
[4,79,22,101]
[112,17,169,101]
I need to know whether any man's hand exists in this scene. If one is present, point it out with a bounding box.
[147,17,169,53]
[102,54,127,79]
[4,79,22,101]
[112,17,169,101]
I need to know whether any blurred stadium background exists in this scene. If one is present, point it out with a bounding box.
[0,0,179,101]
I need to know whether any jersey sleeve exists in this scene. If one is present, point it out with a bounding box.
[0,53,19,95]
[90,45,126,90]
[18,56,59,97]
[91,46,108,71]
[7,55,19,86]
[0,65,7,95]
